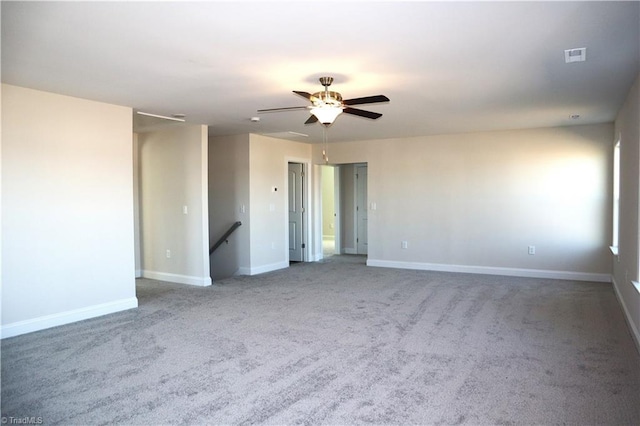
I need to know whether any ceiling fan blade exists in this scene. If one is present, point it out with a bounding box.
[343,107,383,120]
[304,115,318,124]
[343,95,389,106]
[293,91,314,100]
[257,106,310,113]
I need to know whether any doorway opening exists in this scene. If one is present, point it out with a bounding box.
[321,165,339,257]
[321,163,368,258]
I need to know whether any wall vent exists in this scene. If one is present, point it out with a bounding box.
[564,47,586,63]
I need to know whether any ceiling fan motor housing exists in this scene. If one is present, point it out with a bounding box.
[312,90,343,107]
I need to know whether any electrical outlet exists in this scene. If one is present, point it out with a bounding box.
[166,249,171,258]
[528,245,536,255]
[401,241,408,249]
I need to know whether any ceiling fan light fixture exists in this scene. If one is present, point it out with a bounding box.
[310,105,343,125]
[258,76,389,127]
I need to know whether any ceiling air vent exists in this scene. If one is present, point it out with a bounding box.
[564,47,586,63]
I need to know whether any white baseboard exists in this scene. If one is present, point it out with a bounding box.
[135,269,142,278]
[1,297,139,339]
[612,276,640,354]
[142,270,212,287]
[309,252,323,262]
[237,261,289,276]
[366,259,611,283]
[322,235,335,241]
[344,248,357,255]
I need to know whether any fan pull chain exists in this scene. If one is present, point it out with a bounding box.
[322,127,329,164]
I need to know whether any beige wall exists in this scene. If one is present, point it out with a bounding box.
[138,124,210,285]
[316,124,613,280]
[208,134,250,280]
[248,134,312,273]
[613,72,640,347]
[208,134,313,276]
[1,84,137,337]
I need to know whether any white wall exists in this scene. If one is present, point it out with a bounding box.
[138,124,210,286]
[248,134,312,274]
[613,73,640,348]
[208,134,250,280]
[1,84,137,337]
[317,124,613,281]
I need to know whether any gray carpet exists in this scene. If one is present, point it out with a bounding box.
[2,255,639,425]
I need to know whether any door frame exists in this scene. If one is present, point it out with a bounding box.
[318,164,341,259]
[333,165,341,255]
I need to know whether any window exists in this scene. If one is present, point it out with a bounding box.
[612,137,620,250]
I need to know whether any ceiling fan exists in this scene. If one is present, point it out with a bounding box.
[257,77,389,126]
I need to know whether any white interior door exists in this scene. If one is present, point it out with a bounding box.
[288,163,304,262]
[356,165,368,255]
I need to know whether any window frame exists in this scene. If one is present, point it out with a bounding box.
[612,137,620,251]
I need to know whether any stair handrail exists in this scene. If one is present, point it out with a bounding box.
[209,221,242,255]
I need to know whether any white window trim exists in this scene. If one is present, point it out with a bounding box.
[612,137,621,250]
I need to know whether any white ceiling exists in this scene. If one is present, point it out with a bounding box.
[2,1,639,143]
